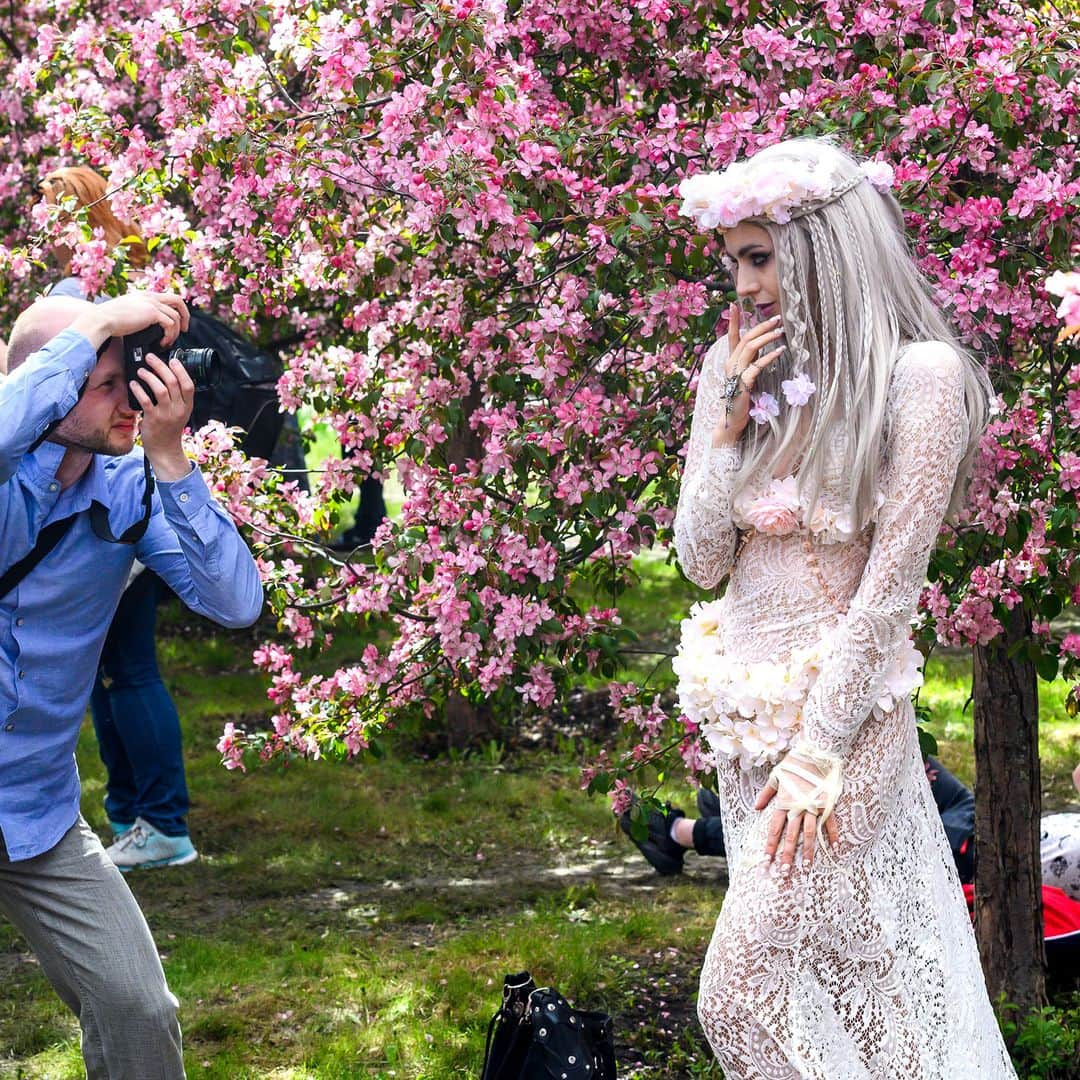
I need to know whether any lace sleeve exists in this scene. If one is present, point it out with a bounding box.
[673,338,742,589]
[799,342,968,758]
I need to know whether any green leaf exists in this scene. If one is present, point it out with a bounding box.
[917,726,939,758]
[1036,653,1060,682]
[586,771,613,796]
[1040,594,1063,621]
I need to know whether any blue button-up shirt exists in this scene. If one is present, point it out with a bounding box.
[0,329,264,861]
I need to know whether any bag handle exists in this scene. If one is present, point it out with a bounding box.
[480,1008,501,1080]
[479,1001,531,1080]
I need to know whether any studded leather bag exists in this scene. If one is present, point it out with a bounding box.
[480,971,617,1080]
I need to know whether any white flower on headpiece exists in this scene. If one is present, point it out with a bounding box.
[678,172,731,230]
[1045,270,1080,298]
[680,156,874,230]
[861,160,895,192]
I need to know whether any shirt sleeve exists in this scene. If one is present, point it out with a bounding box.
[0,330,97,485]
[673,338,742,589]
[135,465,264,629]
[47,277,89,299]
[798,343,968,758]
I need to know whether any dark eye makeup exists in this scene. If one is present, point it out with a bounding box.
[722,250,773,271]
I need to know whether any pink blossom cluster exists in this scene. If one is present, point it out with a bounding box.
[0,0,1074,777]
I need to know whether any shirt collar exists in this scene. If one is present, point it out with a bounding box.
[29,443,115,511]
[30,440,66,478]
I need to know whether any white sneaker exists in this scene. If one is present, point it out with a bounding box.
[106,817,198,871]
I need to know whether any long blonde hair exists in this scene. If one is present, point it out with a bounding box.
[732,138,992,527]
[38,166,148,271]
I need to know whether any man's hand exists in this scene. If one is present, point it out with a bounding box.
[70,292,189,352]
[130,353,194,481]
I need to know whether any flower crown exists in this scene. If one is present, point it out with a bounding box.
[678,156,895,230]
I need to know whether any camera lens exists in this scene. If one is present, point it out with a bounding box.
[171,347,220,390]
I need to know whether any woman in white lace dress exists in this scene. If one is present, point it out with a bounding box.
[673,139,1017,1079]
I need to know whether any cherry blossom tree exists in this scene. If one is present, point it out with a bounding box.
[0,0,1077,1011]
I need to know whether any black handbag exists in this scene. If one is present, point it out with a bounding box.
[481,971,617,1080]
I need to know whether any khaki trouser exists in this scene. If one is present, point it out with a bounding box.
[0,816,185,1078]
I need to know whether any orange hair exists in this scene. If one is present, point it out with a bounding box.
[39,166,148,271]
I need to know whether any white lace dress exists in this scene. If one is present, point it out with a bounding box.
[674,339,1016,1079]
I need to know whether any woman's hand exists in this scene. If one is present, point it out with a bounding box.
[755,746,842,873]
[712,303,786,448]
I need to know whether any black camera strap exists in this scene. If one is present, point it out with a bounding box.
[89,455,155,545]
[0,515,78,600]
[0,456,155,601]
[23,337,107,456]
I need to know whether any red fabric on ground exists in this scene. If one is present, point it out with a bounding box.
[962,883,1080,939]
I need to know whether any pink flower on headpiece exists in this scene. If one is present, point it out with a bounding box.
[861,160,895,192]
[1045,270,1080,325]
[678,152,886,232]
[678,172,731,231]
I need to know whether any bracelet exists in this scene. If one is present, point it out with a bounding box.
[767,746,844,827]
[721,372,744,413]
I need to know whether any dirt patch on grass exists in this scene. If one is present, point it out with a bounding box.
[302,844,727,913]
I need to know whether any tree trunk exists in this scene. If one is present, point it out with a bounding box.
[972,604,1046,1015]
[443,383,498,749]
[444,693,495,751]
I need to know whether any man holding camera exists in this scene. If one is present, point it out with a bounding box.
[0,292,263,1078]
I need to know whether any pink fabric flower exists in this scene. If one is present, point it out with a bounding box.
[749,392,780,424]
[744,476,801,535]
[781,372,816,407]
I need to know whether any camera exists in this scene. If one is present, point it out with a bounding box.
[123,325,220,410]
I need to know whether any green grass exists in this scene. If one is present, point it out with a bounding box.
[298,410,404,533]
[1,554,1077,1078]
[918,651,1080,811]
[1,699,725,1077]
